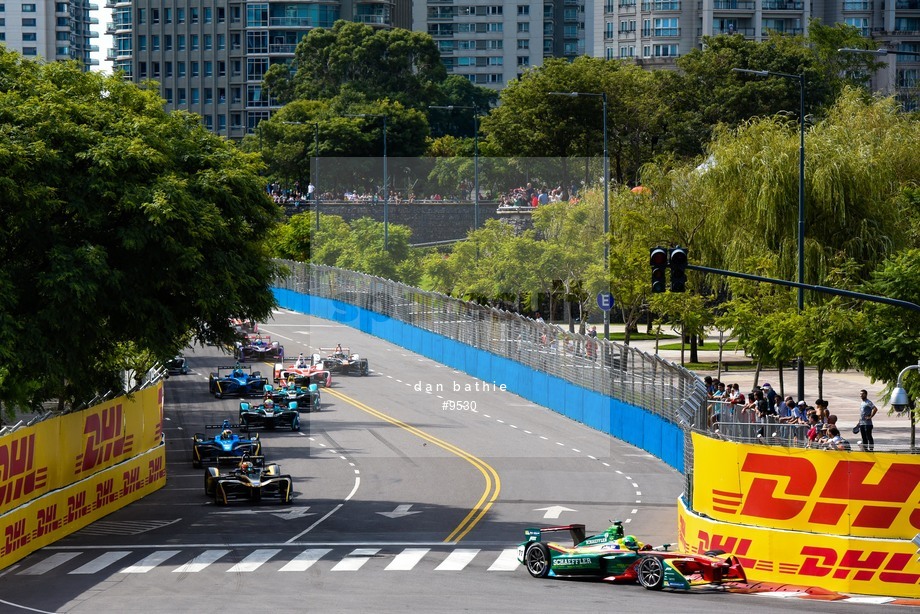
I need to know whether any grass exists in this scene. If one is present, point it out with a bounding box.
[608,332,679,342]
[658,341,741,351]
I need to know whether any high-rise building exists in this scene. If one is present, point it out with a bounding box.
[0,0,100,70]
[601,0,920,107]
[115,0,405,139]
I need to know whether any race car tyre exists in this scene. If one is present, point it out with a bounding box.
[203,473,210,495]
[525,543,552,578]
[291,416,300,432]
[251,489,262,503]
[637,556,665,590]
[214,488,226,506]
[704,549,726,557]
[214,391,222,399]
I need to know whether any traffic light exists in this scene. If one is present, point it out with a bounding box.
[650,247,667,293]
[669,247,688,292]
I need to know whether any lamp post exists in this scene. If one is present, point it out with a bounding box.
[891,362,920,450]
[282,120,321,230]
[733,68,806,402]
[429,105,480,230]
[549,91,610,338]
[347,113,389,249]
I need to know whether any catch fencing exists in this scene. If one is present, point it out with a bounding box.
[276,262,707,493]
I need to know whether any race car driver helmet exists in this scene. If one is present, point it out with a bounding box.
[240,461,253,472]
[221,429,232,439]
[622,536,639,550]
[264,398,275,409]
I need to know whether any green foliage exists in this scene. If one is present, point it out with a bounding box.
[0,51,279,412]
[277,21,447,110]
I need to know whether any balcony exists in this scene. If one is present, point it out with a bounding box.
[353,15,390,25]
[268,17,311,27]
[713,0,755,7]
[269,43,297,53]
[708,26,755,35]
[761,0,804,9]
[843,0,871,8]
[641,1,680,9]
[896,0,920,7]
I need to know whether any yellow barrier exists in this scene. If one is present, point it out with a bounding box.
[0,385,163,514]
[691,432,920,540]
[0,444,166,568]
[0,383,166,570]
[677,496,920,597]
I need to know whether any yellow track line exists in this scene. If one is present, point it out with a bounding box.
[325,387,501,543]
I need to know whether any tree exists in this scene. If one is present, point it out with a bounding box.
[0,51,279,413]
[269,21,446,110]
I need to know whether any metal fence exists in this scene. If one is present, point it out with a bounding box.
[276,262,708,495]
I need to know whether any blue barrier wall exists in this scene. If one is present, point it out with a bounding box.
[275,288,685,472]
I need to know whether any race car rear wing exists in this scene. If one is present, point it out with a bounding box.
[202,454,266,467]
[204,423,244,430]
[524,524,586,545]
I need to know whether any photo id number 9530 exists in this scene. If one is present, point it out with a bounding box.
[441,400,477,411]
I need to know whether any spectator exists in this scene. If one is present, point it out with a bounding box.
[857,389,878,451]
[762,382,778,413]
[824,426,851,451]
[805,412,821,447]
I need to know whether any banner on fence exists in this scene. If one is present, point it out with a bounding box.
[691,432,920,539]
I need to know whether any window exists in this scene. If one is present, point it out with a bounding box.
[191,61,199,77]
[204,7,212,23]
[218,60,226,76]
[152,62,160,78]
[488,40,503,49]
[138,62,147,78]
[191,88,199,104]
[517,55,530,65]
[178,35,185,51]
[517,22,529,32]
[488,22,503,31]
[165,88,173,104]
[138,35,147,52]
[204,87,213,104]
[178,61,186,78]
[231,113,242,129]
[489,5,502,14]
[218,114,227,131]
[518,39,529,49]
[489,73,503,83]
[203,115,213,130]
[218,87,226,103]
[22,32,36,41]
[190,7,199,23]
[231,33,241,50]
[204,61,212,77]
[247,4,268,27]
[21,3,36,12]
[21,45,36,55]
[177,7,185,23]
[231,86,242,103]
[518,4,530,14]
[137,7,146,24]
[165,62,173,78]
[152,35,160,51]
[230,6,241,23]
[55,2,66,12]
[844,17,869,36]
[232,60,242,77]
[191,34,199,50]
[653,43,678,56]
[247,31,268,54]
[217,34,225,50]
[164,7,171,23]
[165,35,172,51]
[247,57,268,80]
[152,8,159,23]
[21,17,35,26]
[178,88,187,105]
[217,6,225,23]
[489,56,503,65]
[204,34,212,50]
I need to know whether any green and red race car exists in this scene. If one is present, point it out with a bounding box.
[517,521,746,591]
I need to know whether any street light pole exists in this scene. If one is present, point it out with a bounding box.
[313,122,320,231]
[549,91,611,338]
[429,105,480,230]
[346,113,389,249]
[733,68,806,402]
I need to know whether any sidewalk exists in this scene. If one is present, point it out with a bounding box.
[562,322,914,450]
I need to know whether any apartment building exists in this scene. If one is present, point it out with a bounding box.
[0,0,100,70]
[602,0,919,107]
[116,0,404,139]
[413,0,593,88]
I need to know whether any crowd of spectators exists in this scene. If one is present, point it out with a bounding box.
[705,376,855,450]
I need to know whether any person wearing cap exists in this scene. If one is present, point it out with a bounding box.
[782,401,808,424]
[762,383,777,414]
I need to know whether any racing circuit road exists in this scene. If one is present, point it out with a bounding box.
[0,310,894,613]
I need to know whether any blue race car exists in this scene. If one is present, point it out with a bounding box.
[191,420,262,468]
[208,364,268,399]
[239,398,301,431]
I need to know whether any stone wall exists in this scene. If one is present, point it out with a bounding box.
[284,202,532,245]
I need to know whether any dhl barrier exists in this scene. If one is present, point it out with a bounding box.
[684,432,920,597]
[0,383,166,570]
[677,497,920,596]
